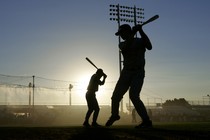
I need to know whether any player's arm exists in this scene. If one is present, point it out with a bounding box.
[133,25,152,50]
[98,73,107,86]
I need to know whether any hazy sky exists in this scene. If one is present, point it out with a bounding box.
[1,0,210,103]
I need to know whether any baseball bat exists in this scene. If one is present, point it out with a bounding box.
[141,15,159,26]
[85,57,98,69]
[132,15,159,36]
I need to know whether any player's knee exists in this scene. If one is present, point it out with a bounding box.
[111,96,121,102]
[130,94,139,102]
[95,107,100,112]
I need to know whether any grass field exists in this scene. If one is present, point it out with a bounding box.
[0,122,210,140]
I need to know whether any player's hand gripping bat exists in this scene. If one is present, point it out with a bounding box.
[132,15,159,35]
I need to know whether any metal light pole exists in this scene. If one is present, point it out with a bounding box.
[32,75,35,108]
[109,4,144,112]
[69,84,73,106]
[28,82,32,106]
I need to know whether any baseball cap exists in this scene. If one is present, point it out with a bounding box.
[115,24,131,36]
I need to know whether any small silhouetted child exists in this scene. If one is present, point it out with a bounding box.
[83,69,107,127]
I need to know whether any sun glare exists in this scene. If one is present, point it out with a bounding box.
[73,72,112,105]
[76,74,91,96]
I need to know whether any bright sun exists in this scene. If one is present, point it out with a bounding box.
[76,74,91,96]
[72,72,111,105]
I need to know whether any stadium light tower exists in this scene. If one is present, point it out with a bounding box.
[109,4,144,112]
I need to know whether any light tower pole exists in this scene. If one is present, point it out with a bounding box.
[69,84,73,106]
[28,82,32,106]
[32,75,35,108]
[109,4,144,112]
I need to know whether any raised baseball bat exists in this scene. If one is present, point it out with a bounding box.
[85,57,98,69]
[141,15,159,26]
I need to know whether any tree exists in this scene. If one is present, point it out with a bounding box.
[162,98,191,108]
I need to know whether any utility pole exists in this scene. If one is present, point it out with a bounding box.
[28,82,32,106]
[32,75,35,109]
[109,4,144,112]
[69,84,73,106]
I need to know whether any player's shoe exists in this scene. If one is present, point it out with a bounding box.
[105,115,120,127]
[83,121,91,127]
[92,122,101,127]
[135,120,152,128]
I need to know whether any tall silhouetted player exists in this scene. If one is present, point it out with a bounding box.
[83,69,107,127]
[106,24,153,128]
